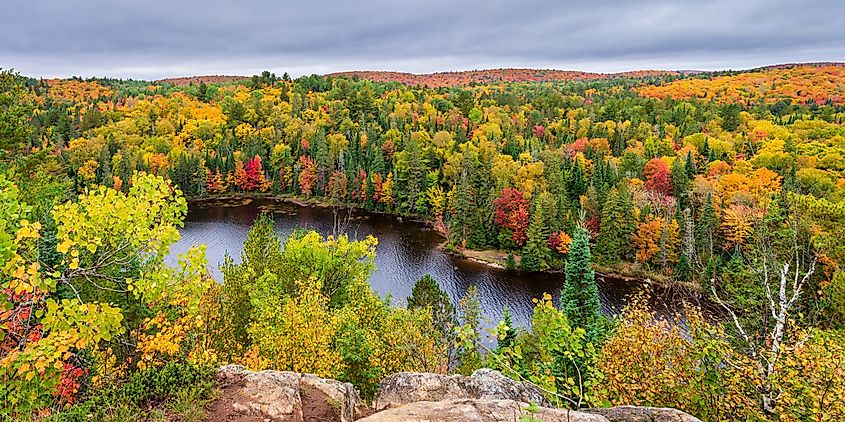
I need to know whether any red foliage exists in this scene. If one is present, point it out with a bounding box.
[493,188,531,247]
[1,288,45,356]
[508,204,530,246]
[643,158,672,196]
[55,363,88,404]
[244,155,270,192]
[585,215,601,238]
[567,138,588,157]
[298,155,318,197]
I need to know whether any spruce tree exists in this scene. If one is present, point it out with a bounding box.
[670,156,690,206]
[684,150,697,177]
[697,194,718,258]
[561,225,602,336]
[567,157,587,201]
[520,192,552,272]
[449,167,474,247]
[676,253,692,281]
[407,274,457,344]
[595,187,634,263]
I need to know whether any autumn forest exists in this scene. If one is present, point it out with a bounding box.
[2,63,845,421]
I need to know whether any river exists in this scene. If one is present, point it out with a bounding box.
[169,198,704,329]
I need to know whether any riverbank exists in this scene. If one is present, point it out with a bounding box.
[186,193,696,291]
[449,245,693,289]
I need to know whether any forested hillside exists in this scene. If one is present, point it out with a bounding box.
[1,63,844,420]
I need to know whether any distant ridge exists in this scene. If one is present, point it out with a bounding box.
[151,62,845,88]
[326,68,677,87]
[156,75,249,86]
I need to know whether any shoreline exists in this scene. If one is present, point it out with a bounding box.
[186,193,698,291]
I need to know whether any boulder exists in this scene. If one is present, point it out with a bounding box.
[211,365,362,422]
[357,398,609,422]
[374,368,551,411]
[584,405,702,422]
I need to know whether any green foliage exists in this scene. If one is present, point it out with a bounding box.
[520,193,552,272]
[490,293,601,408]
[561,226,603,339]
[595,187,633,264]
[0,69,33,153]
[455,285,483,375]
[1,173,211,416]
[4,65,845,421]
[407,274,457,351]
[212,222,448,398]
[45,362,215,422]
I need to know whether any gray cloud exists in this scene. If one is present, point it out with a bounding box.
[1,0,843,79]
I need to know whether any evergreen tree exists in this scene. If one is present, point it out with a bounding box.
[676,253,692,281]
[670,156,690,206]
[407,274,457,363]
[505,252,517,270]
[720,103,741,132]
[449,166,474,247]
[407,274,457,337]
[561,225,602,336]
[595,187,634,264]
[697,194,718,258]
[701,138,711,163]
[520,192,552,271]
[567,157,588,201]
[684,150,697,177]
[468,155,496,249]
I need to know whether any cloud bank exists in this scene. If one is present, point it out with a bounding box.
[1,0,843,79]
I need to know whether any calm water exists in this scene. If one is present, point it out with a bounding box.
[169,198,704,330]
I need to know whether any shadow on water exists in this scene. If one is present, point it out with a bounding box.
[169,198,709,334]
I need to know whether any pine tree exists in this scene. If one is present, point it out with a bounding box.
[450,166,474,247]
[675,253,692,281]
[567,157,587,201]
[407,274,457,347]
[670,156,690,206]
[697,194,718,258]
[684,150,697,177]
[520,192,552,272]
[561,225,602,336]
[595,187,634,264]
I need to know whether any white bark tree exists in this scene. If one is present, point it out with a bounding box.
[712,214,816,415]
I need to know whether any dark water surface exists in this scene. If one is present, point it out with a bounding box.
[169,198,703,329]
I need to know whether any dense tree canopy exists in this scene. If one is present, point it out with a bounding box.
[2,64,845,420]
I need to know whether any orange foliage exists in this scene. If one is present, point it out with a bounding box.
[637,64,845,105]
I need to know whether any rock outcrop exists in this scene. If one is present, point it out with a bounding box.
[374,368,551,411]
[212,365,364,422]
[585,405,703,422]
[358,398,608,422]
[205,366,702,422]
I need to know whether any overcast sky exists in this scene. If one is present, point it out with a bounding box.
[1,0,843,80]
